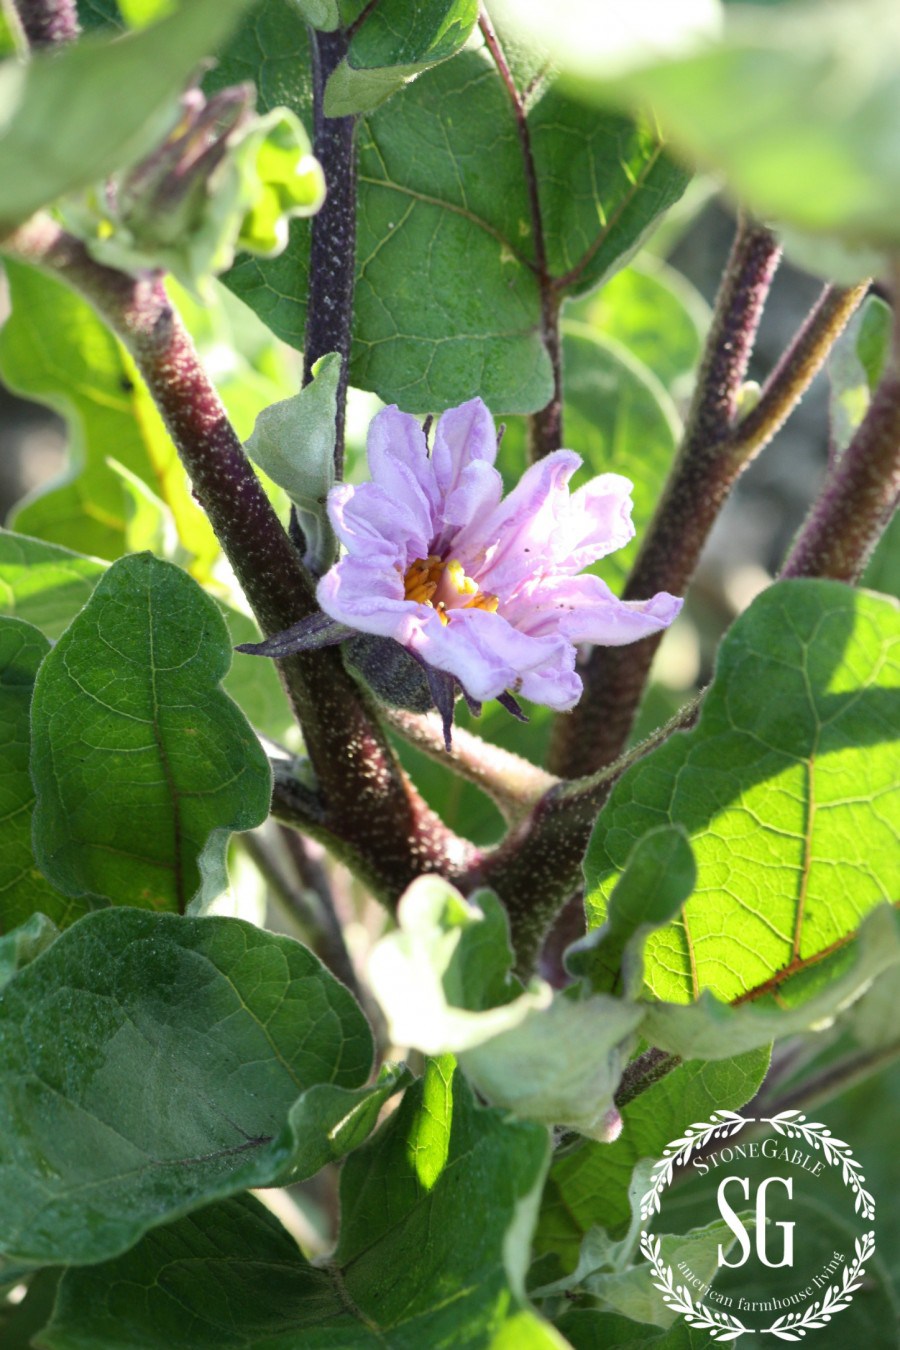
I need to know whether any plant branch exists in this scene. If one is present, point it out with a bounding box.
[240,827,361,1001]
[479,5,561,460]
[2,215,471,910]
[386,708,558,823]
[304,23,357,475]
[549,217,784,778]
[781,291,900,581]
[752,1042,900,1117]
[463,696,701,975]
[14,0,78,45]
[614,1048,681,1109]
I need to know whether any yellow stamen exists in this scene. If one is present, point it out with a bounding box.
[402,555,499,621]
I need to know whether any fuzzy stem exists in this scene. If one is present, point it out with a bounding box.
[614,1048,681,1109]
[386,707,558,823]
[479,6,562,460]
[465,697,701,974]
[2,215,469,909]
[304,24,357,475]
[781,309,900,581]
[14,0,78,45]
[728,282,868,464]
[549,218,782,779]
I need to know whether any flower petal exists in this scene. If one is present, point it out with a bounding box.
[413,606,579,709]
[327,481,431,564]
[461,449,582,594]
[317,556,424,645]
[512,574,683,645]
[367,405,440,519]
[562,473,636,572]
[431,397,497,496]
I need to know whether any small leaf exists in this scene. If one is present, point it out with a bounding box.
[369,876,643,1139]
[567,826,696,998]
[29,554,272,914]
[324,0,479,116]
[244,353,340,572]
[0,908,377,1265]
[0,0,256,233]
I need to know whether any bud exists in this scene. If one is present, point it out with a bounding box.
[63,79,324,294]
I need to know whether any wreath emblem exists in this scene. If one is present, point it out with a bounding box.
[640,1109,875,1342]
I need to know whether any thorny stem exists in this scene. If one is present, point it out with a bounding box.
[14,0,78,45]
[2,215,469,909]
[479,6,562,460]
[304,24,357,475]
[782,285,900,581]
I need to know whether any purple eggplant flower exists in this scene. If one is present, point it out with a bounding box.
[315,398,682,712]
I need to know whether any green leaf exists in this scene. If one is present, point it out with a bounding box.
[586,581,900,1004]
[0,617,80,932]
[590,0,900,251]
[0,907,378,1265]
[569,258,709,396]
[567,826,696,998]
[489,0,723,84]
[0,529,296,744]
[828,294,892,457]
[554,1309,706,1349]
[0,262,218,571]
[0,0,255,233]
[219,12,688,411]
[42,1064,564,1347]
[245,352,339,572]
[29,553,272,914]
[536,1052,769,1271]
[325,0,478,116]
[369,877,644,1139]
[0,913,58,989]
[642,903,900,1059]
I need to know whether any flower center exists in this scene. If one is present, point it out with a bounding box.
[403,555,499,625]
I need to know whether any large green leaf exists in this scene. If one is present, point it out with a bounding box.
[0,0,255,233]
[42,1061,564,1347]
[586,580,900,1004]
[0,907,381,1266]
[0,262,218,570]
[29,554,272,914]
[325,0,479,116]
[0,619,80,933]
[219,7,688,411]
